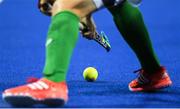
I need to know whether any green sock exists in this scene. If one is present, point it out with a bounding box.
[43,11,79,82]
[108,1,161,73]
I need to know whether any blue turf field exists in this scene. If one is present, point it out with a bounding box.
[0,0,180,108]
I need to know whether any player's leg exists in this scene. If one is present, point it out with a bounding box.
[52,0,97,18]
[108,0,172,91]
[108,0,160,76]
[3,0,98,107]
[44,0,99,82]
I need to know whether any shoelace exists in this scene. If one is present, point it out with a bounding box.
[134,69,149,84]
[134,69,143,74]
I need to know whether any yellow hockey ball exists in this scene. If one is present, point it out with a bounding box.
[83,67,98,82]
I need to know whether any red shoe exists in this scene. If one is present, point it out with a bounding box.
[129,66,172,92]
[2,78,68,107]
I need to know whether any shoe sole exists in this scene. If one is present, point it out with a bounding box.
[128,81,172,92]
[3,96,66,107]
